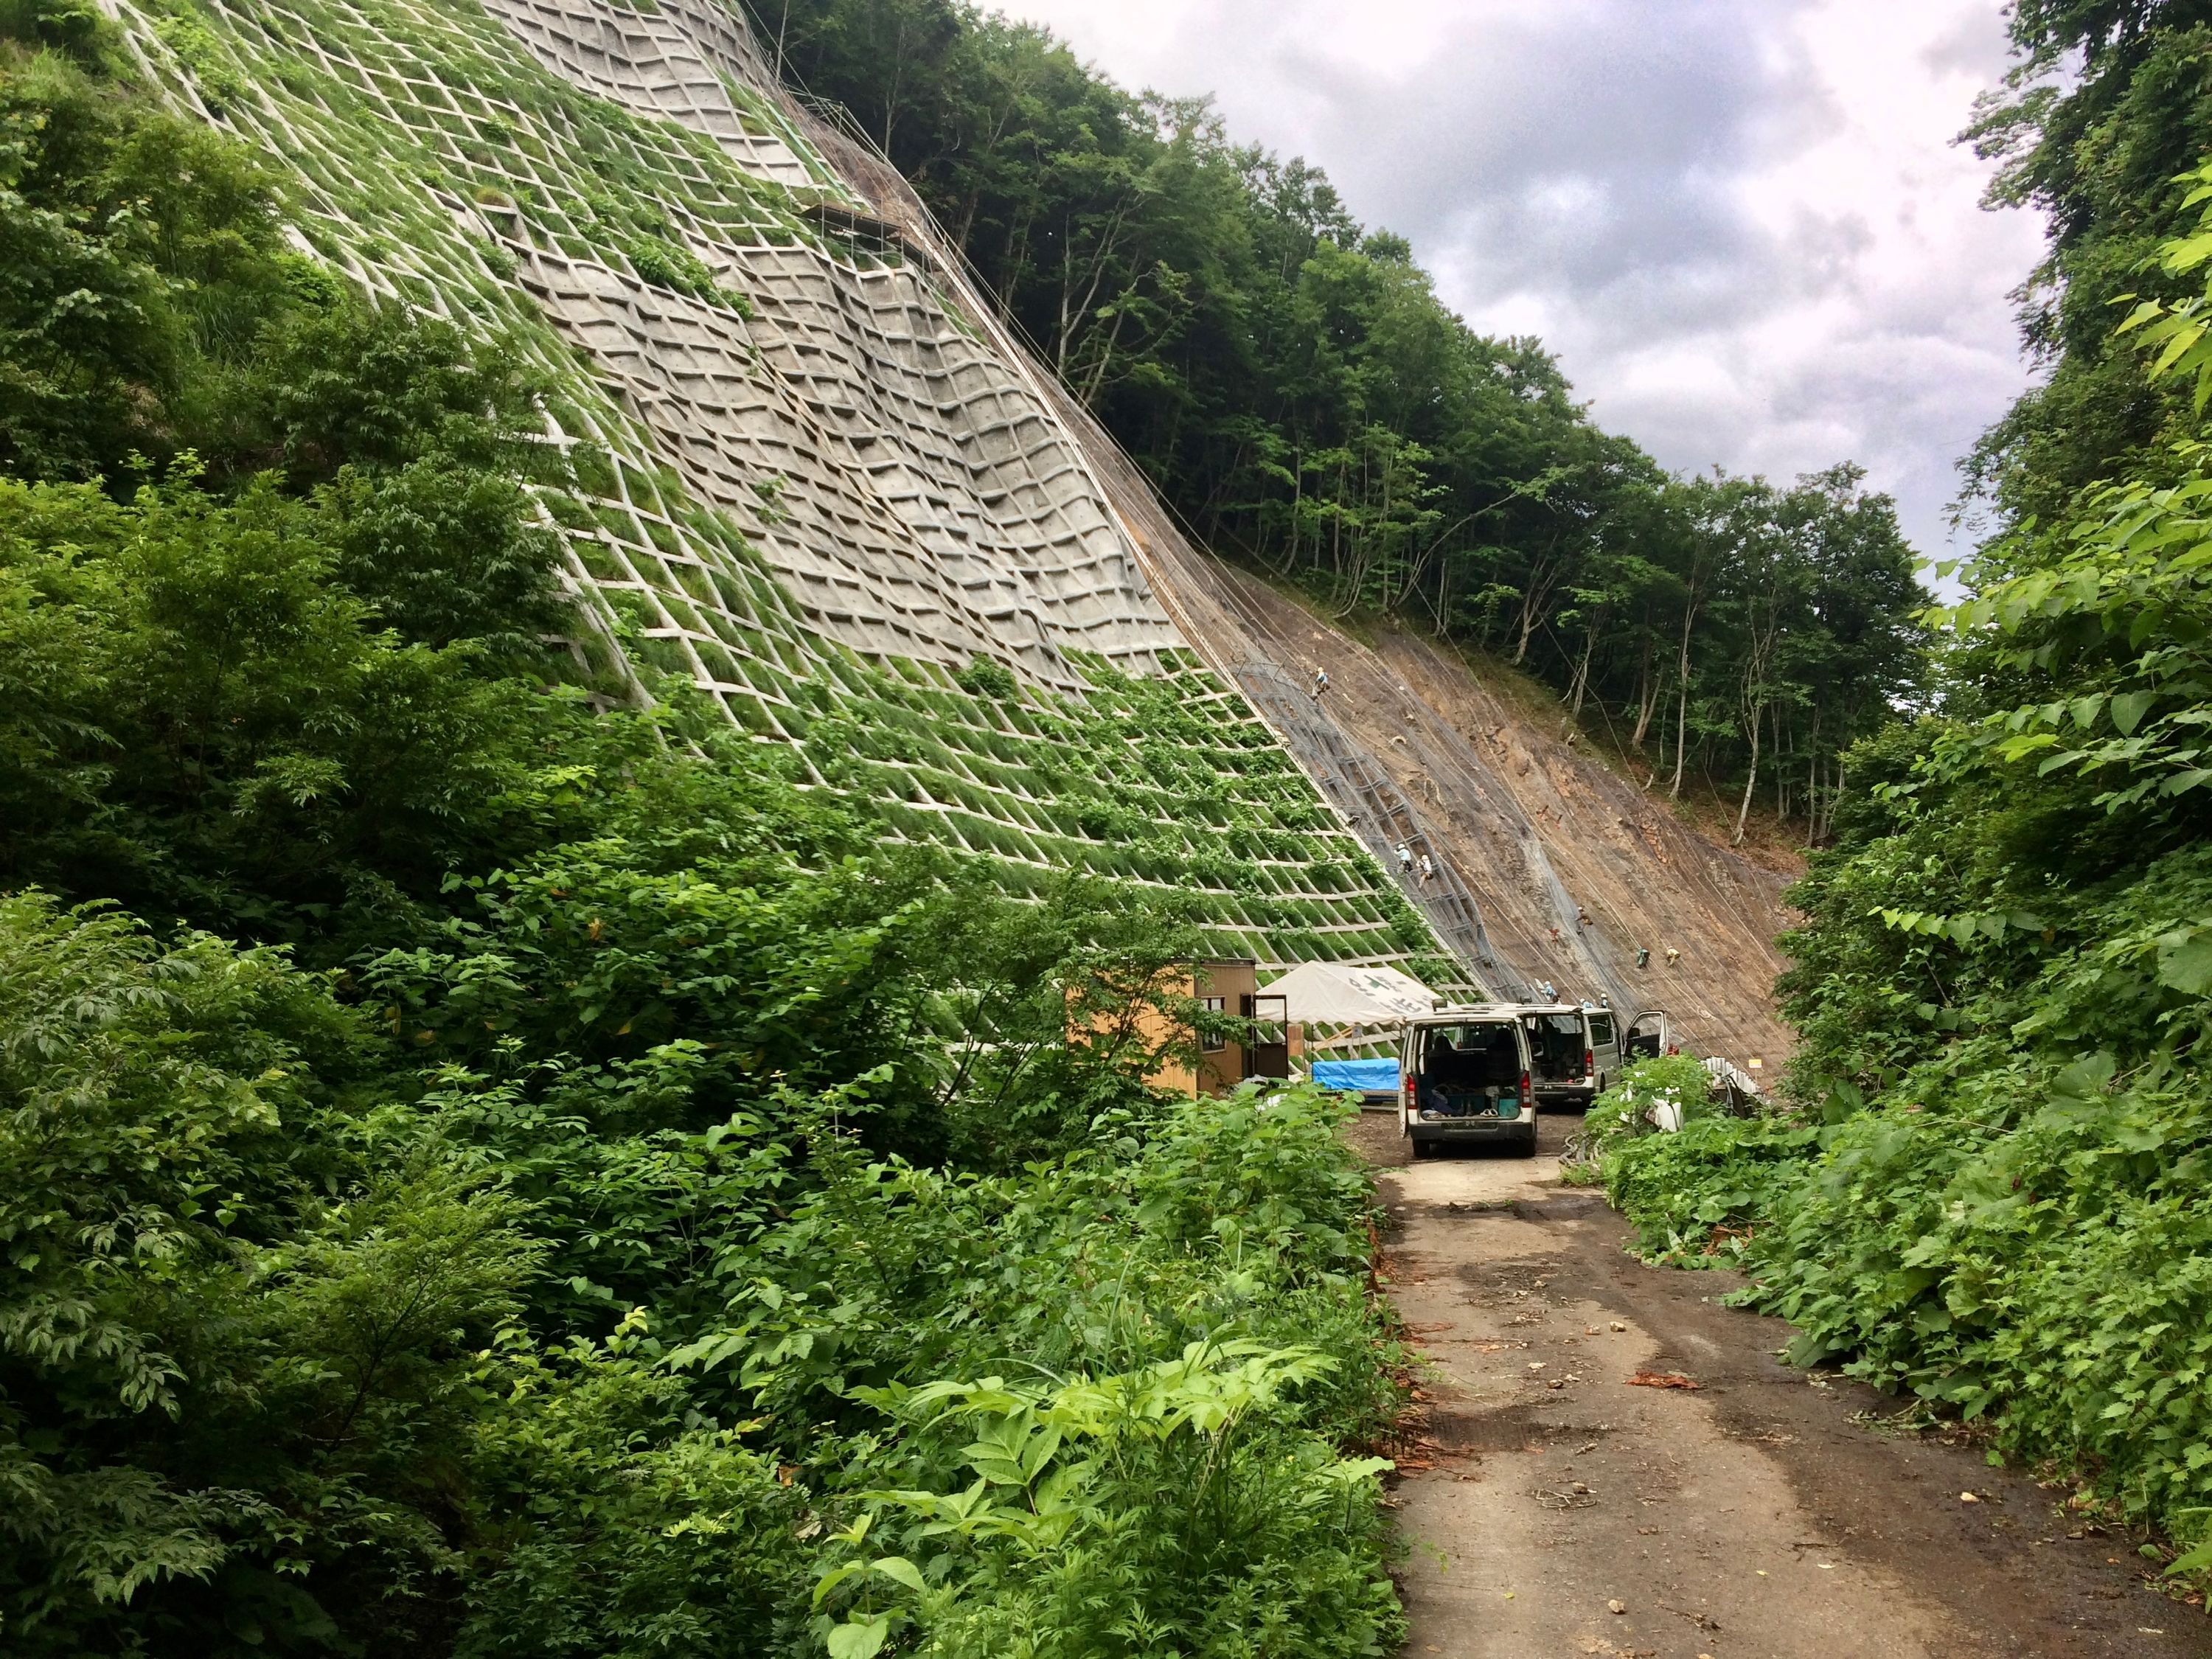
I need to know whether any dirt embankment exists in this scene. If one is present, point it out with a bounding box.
[1350,1113,2205,1659]
[791,100,1792,1067]
[1141,532,1799,1070]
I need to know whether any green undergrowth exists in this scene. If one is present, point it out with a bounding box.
[0,886,1408,1654]
[0,31,1411,1646]
[1587,788,2212,1568]
[1573,102,2212,1581]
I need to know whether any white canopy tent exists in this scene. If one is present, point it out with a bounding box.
[1266,961,1437,1026]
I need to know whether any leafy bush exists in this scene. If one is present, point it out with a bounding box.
[1582,1053,1714,1144]
[1595,167,2212,1562]
[787,1085,1404,1659]
[0,472,594,948]
[0,33,1412,1657]
[832,1340,1398,1659]
[0,38,291,480]
[1583,1057,1814,1267]
[0,891,536,1653]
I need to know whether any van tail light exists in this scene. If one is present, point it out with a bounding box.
[1585,1049,1596,1078]
[1520,1071,1531,1099]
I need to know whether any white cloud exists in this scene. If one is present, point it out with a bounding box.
[995,0,2043,561]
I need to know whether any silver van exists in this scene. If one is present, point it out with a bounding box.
[1399,1009,1537,1158]
[1587,1005,1621,1089]
[1517,1003,1604,1110]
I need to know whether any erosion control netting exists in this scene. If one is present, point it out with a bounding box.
[1233,662,1505,998]
[1014,375,1797,1068]
[111,0,1430,967]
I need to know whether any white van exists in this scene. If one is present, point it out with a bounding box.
[1587,1005,1621,1089]
[1398,1008,1537,1158]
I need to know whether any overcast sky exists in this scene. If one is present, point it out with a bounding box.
[997,0,2045,563]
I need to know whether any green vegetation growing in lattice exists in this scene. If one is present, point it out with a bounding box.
[73,0,1421,967]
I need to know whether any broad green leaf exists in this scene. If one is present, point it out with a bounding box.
[2156,931,2212,996]
[871,1557,926,1594]
[2111,691,2156,736]
[2051,1053,2117,1099]
[2167,1540,2212,1578]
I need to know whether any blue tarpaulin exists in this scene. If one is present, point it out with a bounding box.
[1310,1059,1399,1094]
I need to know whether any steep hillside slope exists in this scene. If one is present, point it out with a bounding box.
[111,0,1792,1051]
[1030,389,1797,1068]
[779,94,1799,1065]
[1241,587,1797,1068]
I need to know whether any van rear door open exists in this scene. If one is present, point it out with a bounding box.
[1587,1008,1619,1088]
[1399,1015,1537,1158]
[1624,1009,1672,1061]
[1520,1007,1598,1110]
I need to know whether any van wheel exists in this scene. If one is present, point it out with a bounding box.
[1513,1134,1538,1159]
[1409,1140,1433,1161]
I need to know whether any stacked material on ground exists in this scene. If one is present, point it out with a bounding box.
[110,0,1436,969]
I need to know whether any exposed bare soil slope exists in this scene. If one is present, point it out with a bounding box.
[793,109,1795,1066]
[1149,538,1799,1068]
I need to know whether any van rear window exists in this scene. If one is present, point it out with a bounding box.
[1414,1023,1520,1088]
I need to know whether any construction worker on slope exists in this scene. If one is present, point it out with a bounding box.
[1396,842,1413,876]
[1418,853,1433,882]
[1311,667,1329,699]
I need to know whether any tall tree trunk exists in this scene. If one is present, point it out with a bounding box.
[1630,644,1659,749]
[1512,540,1568,667]
[1733,705,1761,846]
[1804,708,1823,842]
[1568,619,1599,719]
[1774,704,1788,821]
[1667,597,1699,799]
[1669,669,1690,799]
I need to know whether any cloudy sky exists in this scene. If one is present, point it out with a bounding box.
[996,0,2045,563]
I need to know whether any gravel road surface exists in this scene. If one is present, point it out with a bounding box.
[1343,1109,2208,1659]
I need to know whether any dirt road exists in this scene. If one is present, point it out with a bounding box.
[1350,1112,2208,1659]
